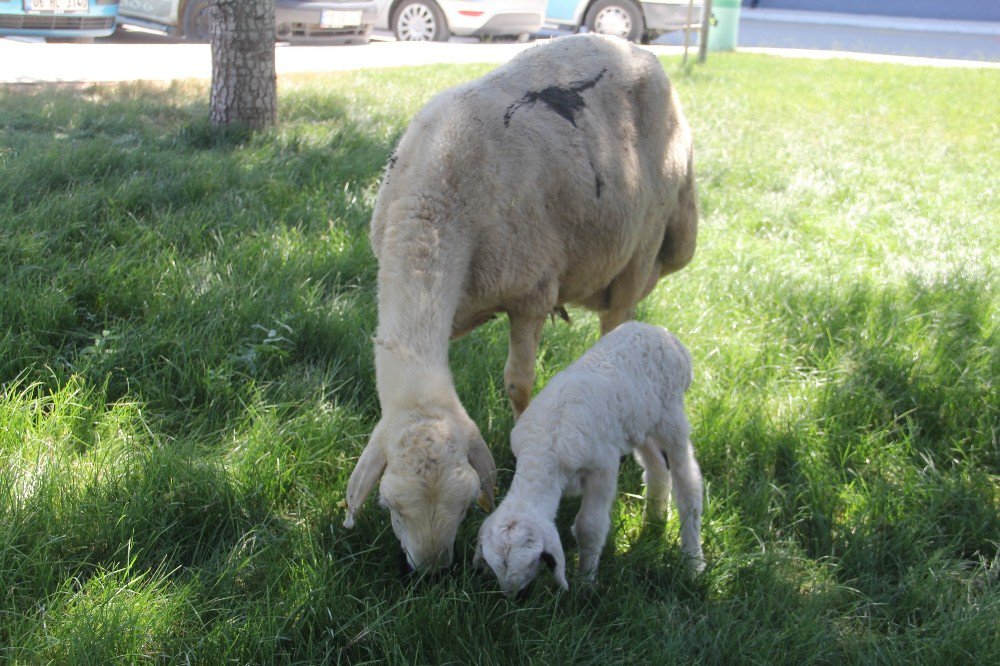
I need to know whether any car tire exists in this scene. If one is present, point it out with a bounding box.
[182,0,213,43]
[392,0,450,42]
[584,0,645,43]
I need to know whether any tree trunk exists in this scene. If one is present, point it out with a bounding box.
[209,0,277,131]
[698,0,713,63]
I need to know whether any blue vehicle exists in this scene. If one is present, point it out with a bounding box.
[0,0,119,42]
[547,0,699,43]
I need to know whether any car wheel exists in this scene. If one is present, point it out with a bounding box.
[182,0,213,43]
[393,0,450,42]
[584,0,645,43]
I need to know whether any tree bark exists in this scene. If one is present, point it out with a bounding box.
[209,0,277,131]
[698,0,713,63]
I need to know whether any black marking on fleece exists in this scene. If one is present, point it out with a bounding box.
[503,67,608,128]
[382,151,399,185]
[588,157,604,199]
[586,153,604,199]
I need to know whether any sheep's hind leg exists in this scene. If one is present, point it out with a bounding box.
[572,465,618,580]
[658,420,704,572]
[504,314,545,419]
[598,255,659,336]
[634,437,671,526]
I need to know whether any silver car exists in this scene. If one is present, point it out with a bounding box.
[119,0,377,44]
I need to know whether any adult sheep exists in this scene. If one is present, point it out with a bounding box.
[344,34,699,572]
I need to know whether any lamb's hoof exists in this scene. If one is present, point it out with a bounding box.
[685,553,707,575]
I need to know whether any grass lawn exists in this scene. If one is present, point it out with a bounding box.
[1,53,997,663]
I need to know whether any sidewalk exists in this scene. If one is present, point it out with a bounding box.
[742,7,1000,36]
[2,19,998,85]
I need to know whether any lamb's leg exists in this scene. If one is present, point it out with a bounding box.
[634,437,671,525]
[572,465,618,580]
[504,314,545,418]
[658,418,704,571]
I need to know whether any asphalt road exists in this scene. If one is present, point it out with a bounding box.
[742,21,998,61]
[640,9,1000,61]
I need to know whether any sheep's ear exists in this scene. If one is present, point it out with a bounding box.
[468,434,496,512]
[540,522,568,591]
[343,429,387,529]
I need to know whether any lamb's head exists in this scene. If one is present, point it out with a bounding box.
[474,510,568,596]
[343,414,496,571]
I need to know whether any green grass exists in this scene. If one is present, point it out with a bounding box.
[1,54,997,663]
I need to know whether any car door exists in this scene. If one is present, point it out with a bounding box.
[547,0,583,24]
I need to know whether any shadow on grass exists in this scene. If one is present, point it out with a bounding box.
[0,79,400,433]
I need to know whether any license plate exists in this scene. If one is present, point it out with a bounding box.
[320,10,362,28]
[27,0,89,11]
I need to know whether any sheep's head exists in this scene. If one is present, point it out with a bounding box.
[475,511,568,596]
[343,414,495,571]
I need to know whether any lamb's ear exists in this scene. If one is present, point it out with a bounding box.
[468,434,496,512]
[343,430,387,529]
[539,522,569,591]
[473,535,487,572]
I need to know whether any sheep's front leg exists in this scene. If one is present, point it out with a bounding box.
[572,465,618,580]
[634,437,671,525]
[504,314,545,418]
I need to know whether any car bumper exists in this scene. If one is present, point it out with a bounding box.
[445,1,544,36]
[0,12,117,38]
[276,0,378,42]
[641,1,700,32]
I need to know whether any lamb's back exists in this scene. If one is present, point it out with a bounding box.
[514,322,692,461]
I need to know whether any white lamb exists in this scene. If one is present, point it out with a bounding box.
[344,33,699,572]
[475,322,704,595]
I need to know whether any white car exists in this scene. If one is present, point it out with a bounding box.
[374,0,545,42]
[119,0,378,44]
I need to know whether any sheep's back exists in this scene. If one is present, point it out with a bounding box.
[371,34,692,314]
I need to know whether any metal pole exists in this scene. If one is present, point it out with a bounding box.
[698,0,713,63]
[682,0,695,65]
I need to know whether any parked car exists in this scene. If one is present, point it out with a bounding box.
[374,0,545,42]
[547,0,701,43]
[118,0,377,44]
[0,0,119,42]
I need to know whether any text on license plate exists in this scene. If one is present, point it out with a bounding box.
[320,10,363,28]
[28,0,89,11]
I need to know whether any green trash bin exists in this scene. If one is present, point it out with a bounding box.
[707,0,741,51]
